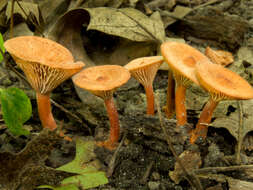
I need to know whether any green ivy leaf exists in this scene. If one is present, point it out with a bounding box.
[0,33,5,62]
[0,87,32,136]
[37,184,79,190]
[57,139,108,189]
[61,172,108,189]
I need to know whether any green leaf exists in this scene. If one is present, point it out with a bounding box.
[61,172,108,189]
[0,33,4,62]
[85,7,165,43]
[0,87,32,136]
[37,184,79,190]
[57,139,97,174]
[57,139,108,189]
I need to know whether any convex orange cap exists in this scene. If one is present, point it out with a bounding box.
[161,41,211,85]
[196,61,253,100]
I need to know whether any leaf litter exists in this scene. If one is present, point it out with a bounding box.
[0,0,253,189]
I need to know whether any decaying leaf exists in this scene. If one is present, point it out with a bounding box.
[3,22,33,39]
[0,130,73,190]
[169,150,201,184]
[39,0,70,31]
[6,1,40,22]
[47,8,94,66]
[0,0,7,12]
[228,178,253,190]
[205,47,234,66]
[161,5,192,28]
[212,100,253,142]
[85,7,165,43]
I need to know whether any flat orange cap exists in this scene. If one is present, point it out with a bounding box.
[161,42,211,85]
[124,56,163,86]
[4,36,85,94]
[72,65,131,99]
[196,61,253,100]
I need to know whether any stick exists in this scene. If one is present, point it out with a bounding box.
[155,94,203,190]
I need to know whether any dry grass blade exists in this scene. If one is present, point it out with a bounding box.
[155,94,203,190]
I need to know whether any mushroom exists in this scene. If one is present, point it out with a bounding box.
[4,36,85,131]
[190,61,253,144]
[124,56,163,115]
[72,65,130,150]
[205,46,234,66]
[161,42,211,126]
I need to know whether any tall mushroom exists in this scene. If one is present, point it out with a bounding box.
[161,42,211,126]
[4,36,85,131]
[124,56,163,115]
[72,65,130,150]
[190,61,253,144]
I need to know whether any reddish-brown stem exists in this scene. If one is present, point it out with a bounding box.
[144,84,155,115]
[190,98,219,144]
[104,97,120,147]
[175,84,187,126]
[164,71,175,118]
[36,92,57,131]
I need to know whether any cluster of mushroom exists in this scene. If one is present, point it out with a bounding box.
[4,36,253,151]
[161,42,253,144]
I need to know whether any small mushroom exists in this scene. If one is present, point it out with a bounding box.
[72,65,130,150]
[161,42,211,126]
[4,36,85,131]
[190,61,253,144]
[205,46,234,66]
[124,56,163,115]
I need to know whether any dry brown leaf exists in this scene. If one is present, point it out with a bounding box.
[205,46,234,66]
[169,150,201,184]
[161,5,192,28]
[39,0,69,30]
[3,22,33,39]
[0,0,7,12]
[212,99,253,142]
[85,7,165,43]
[228,178,253,190]
[6,1,40,22]
[47,9,94,67]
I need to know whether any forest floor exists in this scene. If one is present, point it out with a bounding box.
[0,0,253,190]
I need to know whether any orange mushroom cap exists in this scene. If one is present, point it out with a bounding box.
[161,42,211,85]
[4,36,85,94]
[72,65,131,99]
[124,56,164,86]
[205,47,234,66]
[196,61,253,100]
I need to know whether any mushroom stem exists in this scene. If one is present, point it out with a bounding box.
[175,84,187,126]
[36,92,57,131]
[144,84,155,115]
[164,71,175,118]
[190,98,219,144]
[104,97,120,146]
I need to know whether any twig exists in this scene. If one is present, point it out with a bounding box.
[10,0,15,38]
[155,94,203,190]
[50,99,91,134]
[140,160,154,184]
[236,100,244,164]
[194,164,253,174]
[107,133,127,177]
